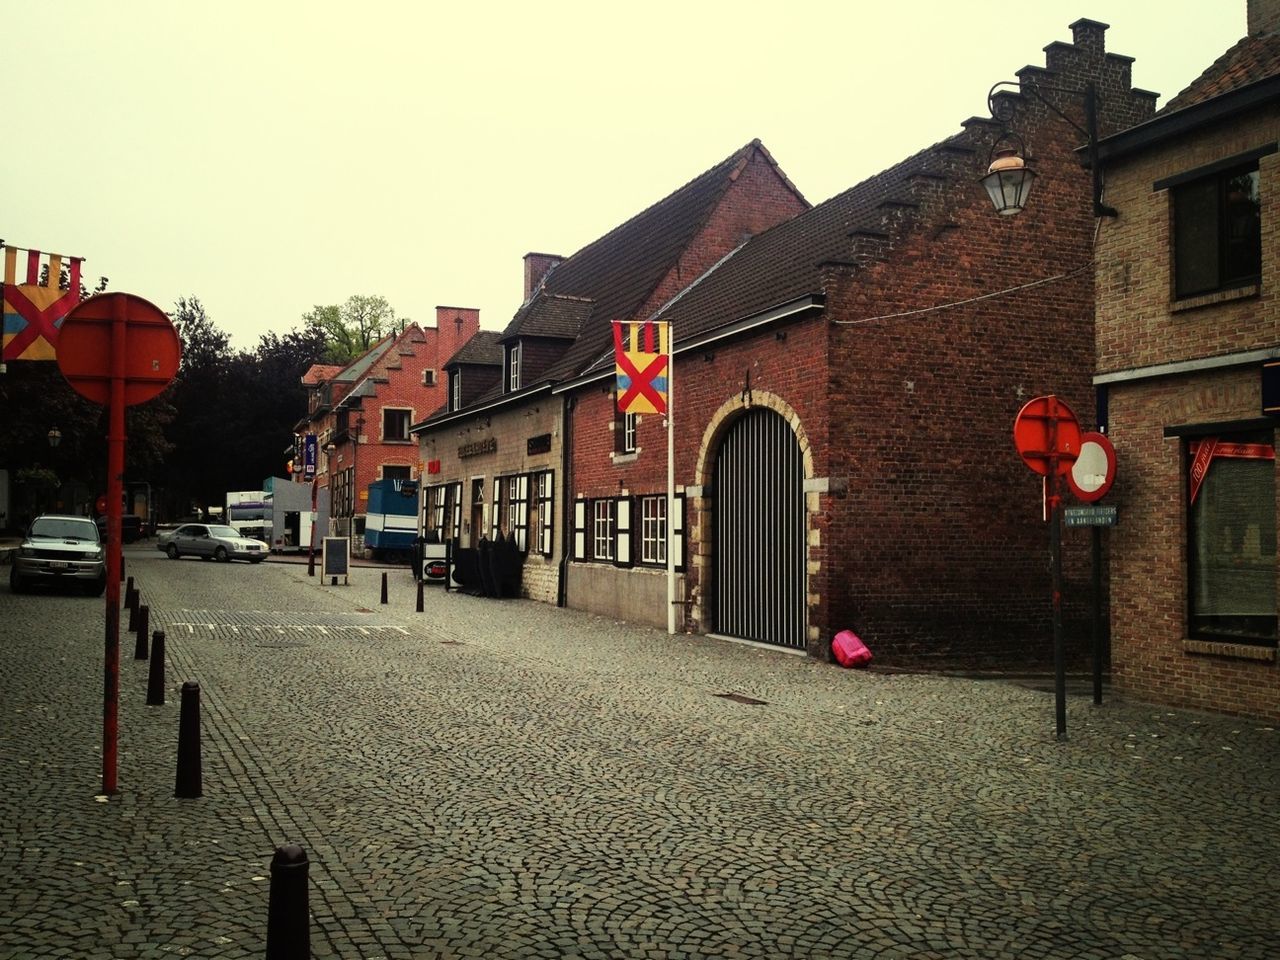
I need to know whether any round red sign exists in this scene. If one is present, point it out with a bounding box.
[1066,431,1117,502]
[1012,395,1081,476]
[56,293,181,407]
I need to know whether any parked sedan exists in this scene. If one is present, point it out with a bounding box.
[157,523,268,563]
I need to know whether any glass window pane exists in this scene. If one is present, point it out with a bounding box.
[1223,169,1261,285]
[1174,178,1220,297]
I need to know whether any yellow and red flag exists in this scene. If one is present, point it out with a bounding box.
[613,320,669,415]
[2,245,83,361]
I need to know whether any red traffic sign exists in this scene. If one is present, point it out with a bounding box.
[1013,395,1081,476]
[57,293,180,407]
[1066,431,1116,502]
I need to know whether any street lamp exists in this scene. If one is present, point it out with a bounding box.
[982,79,1117,218]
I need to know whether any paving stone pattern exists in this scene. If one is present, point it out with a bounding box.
[1,548,1277,959]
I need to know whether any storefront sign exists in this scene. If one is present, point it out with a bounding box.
[527,433,552,456]
[459,437,497,459]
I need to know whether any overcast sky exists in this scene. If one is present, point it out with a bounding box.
[3,1,1248,350]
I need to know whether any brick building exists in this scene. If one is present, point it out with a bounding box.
[416,23,1163,670]
[413,141,809,604]
[296,306,479,547]
[1095,0,1280,720]
[554,20,1155,665]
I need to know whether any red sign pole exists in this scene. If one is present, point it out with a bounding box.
[1046,397,1066,742]
[102,295,126,794]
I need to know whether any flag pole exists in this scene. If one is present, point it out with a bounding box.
[666,323,676,636]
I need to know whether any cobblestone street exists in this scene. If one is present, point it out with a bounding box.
[2,546,1277,959]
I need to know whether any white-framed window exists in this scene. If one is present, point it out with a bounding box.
[621,411,637,454]
[451,371,462,411]
[592,499,615,561]
[508,341,522,392]
[640,494,667,565]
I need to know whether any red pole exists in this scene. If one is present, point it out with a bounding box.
[1047,395,1066,742]
[102,294,126,794]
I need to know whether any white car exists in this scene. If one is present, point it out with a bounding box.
[157,523,268,563]
[10,514,107,595]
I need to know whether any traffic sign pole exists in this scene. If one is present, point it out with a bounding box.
[102,294,126,794]
[57,292,180,797]
[1047,398,1067,742]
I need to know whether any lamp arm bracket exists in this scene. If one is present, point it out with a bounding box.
[987,80,1091,141]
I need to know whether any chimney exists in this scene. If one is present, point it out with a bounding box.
[1250,0,1280,35]
[523,252,562,302]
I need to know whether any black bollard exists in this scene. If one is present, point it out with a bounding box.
[127,596,139,633]
[146,631,166,706]
[175,681,202,798]
[120,555,126,583]
[380,571,388,605]
[416,578,424,613]
[267,844,311,960]
[124,576,135,609]
[133,606,150,660]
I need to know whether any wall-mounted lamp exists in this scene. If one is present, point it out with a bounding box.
[47,427,62,448]
[982,79,1116,218]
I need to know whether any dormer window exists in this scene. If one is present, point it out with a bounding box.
[508,341,522,393]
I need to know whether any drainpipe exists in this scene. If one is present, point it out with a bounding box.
[557,394,575,608]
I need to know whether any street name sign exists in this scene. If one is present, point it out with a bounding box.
[1064,505,1118,527]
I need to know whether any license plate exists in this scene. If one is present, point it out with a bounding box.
[49,561,68,570]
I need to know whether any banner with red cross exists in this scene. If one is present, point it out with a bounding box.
[613,320,670,415]
[2,245,83,361]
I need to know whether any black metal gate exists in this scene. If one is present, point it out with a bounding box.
[714,408,806,649]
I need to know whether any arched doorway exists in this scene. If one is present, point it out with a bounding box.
[713,407,806,648]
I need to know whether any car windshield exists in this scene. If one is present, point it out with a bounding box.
[30,518,99,542]
[206,525,243,538]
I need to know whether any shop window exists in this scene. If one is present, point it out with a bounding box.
[1173,163,1261,298]
[1187,430,1276,644]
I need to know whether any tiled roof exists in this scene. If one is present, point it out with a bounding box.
[301,364,343,385]
[1160,33,1280,113]
[445,330,504,368]
[518,140,804,382]
[500,293,593,342]
[574,136,975,370]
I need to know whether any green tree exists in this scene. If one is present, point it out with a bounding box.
[302,294,404,364]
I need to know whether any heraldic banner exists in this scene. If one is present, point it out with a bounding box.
[613,320,670,415]
[2,244,83,361]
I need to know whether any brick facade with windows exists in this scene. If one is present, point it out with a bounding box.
[562,21,1155,665]
[1095,0,1280,720]
[298,306,479,547]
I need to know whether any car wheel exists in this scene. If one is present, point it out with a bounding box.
[9,566,26,594]
[85,576,106,597]
[166,544,179,559]
[214,546,229,563]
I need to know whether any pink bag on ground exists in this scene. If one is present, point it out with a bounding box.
[832,629,872,668]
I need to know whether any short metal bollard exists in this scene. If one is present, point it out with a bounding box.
[380,571,388,605]
[124,575,135,609]
[147,631,166,706]
[127,597,139,633]
[174,681,202,798]
[416,578,424,613]
[267,844,311,960]
[120,555,126,583]
[133,606,150,660]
